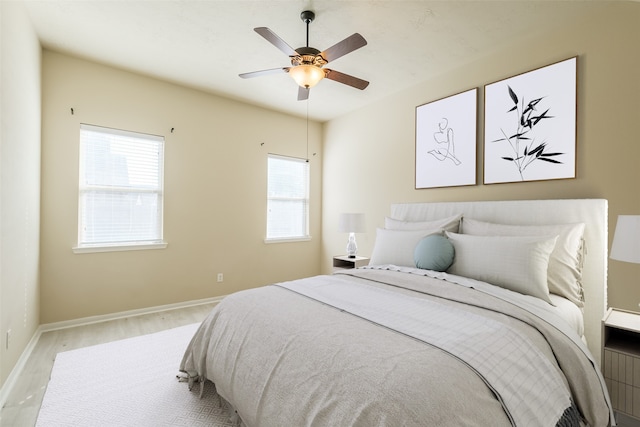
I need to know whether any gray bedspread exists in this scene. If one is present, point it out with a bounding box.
[180,268,613,427]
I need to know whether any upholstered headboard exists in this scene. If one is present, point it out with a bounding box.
[391,199,608,366]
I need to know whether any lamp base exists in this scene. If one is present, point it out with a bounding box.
[346,232,358,259]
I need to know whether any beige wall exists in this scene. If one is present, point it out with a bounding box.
[322,3,640,311]
[40,52,323,323]
[0,2,42,387]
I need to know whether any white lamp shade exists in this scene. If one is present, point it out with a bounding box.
[610,215,640,264]
[338,213,366,233]
[289,65,325,88]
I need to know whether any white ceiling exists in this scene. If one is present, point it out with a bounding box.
[23,0,613,122]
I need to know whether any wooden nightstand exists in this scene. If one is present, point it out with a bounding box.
[332,255,369,271]
[602,308,640,422]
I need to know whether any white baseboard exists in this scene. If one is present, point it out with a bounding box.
[0,295,225,410]
[39,295,225,332]
[0,326,43,412]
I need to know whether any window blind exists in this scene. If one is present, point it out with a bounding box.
[78,124,165,248]
[266,154,310,240]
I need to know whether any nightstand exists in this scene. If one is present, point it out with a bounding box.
[332,255,369,271]
[602,308,640,421]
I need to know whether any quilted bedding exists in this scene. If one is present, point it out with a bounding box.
[180,267,613,427]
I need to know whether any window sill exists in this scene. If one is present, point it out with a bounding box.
[264,236,311,244]
[72,242,168,254]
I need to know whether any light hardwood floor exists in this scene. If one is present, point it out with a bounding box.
[617,412,640,427]
[0,302,217,427]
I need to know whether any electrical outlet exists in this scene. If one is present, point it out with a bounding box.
[217,273,223,283]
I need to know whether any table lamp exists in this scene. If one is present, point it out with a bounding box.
[610,215,640,264]
[338,213,366,258]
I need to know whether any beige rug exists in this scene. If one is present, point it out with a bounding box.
[36,323,236,427]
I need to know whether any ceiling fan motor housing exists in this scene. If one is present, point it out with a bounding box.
[291,47,327,67]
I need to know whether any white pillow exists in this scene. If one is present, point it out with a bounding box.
[384,214,461,232]
[460,218,585,307]
[445,232,558,304]
[369,228,442,267]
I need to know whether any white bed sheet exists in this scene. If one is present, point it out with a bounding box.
[549,293,584,338]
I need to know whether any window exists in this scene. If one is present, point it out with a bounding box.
[75,124,165,253]
[266,154,310,241]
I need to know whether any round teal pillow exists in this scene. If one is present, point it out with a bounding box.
[414,234,455,271]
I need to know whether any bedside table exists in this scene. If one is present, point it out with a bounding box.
[602,308,640,421]
[332,255,369,271]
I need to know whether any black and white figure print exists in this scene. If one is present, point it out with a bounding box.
[415,88,477,189]
[429,118,461,165]
[484,57,577,184]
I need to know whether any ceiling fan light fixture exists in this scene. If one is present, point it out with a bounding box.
[289,64,325,89]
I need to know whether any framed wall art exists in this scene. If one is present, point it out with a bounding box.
[484,56,577,184]
[415,88,477,189]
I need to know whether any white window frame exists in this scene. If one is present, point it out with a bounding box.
[74,124,167,254]
[265,153,310,243]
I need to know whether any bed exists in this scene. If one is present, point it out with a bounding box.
[180,199,614,426]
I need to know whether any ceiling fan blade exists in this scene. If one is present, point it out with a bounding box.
[324,69,369,90]
[320,33,367,63]
[298,86,310,101]
[239,67,290,79]
[254,27,297,57]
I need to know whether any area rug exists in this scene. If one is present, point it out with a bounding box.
[36,323,237,427]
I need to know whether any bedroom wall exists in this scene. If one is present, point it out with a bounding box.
[321,2,640,311]
[40,51,323,323]
[0,2,42,388]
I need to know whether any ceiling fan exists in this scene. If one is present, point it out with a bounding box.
[239,10,369,101]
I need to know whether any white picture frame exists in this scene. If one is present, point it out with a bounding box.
[415,88,477,189]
